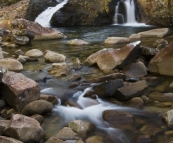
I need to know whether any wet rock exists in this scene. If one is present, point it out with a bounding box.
[149,92,173,102]
[148,42,173,76]
[31,114,44,125]
[4,114,45,143]
[133,135,154,143]
[0,71,40,110]
[123,61,147,80]
[0,99,6,108]
[139,45,159,56]
[93,79,124,98]
[0,58,23,71]
[22,100,53,116]
[67,39,89,46]
[153,39,168,49]
[48,62,71,77]
[18,55,38,62]
[115,80,148,101]
[14,49,24,56]
[104,37,130,44]
[45,137,67,143]
[0,120,10,135]
[68,120,95,138]
[13,35,29,45]
[123,97,144,109]
[86,136,103,143]
[138,28,171,38]
[103,110,134,130]
[129,34,141,40]
[69,83,80,88]
[162,109,173,129]
[0,136,23,143]
[73,58,82,70]
[40,94,58,106]
[17,57,26,64]
[82,73,125,83]
[25,49,43,58]
[156,102,172,108]
[44,50,66,63]
[68,74,81,81]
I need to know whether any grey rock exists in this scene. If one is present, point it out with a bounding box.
[25,49,43,58]
[0,136,23,143]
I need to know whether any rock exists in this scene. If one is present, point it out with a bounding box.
[25,49,43,58]
[123,97,144,109]
[73,58,82,70]
[148,42,173,76]
[67,39,89,46]
[0,136,23,143]
[31,114,44,125]
[133,135,154,143]
[0,28,9,37]
[0,50,3,59]
[45,137,67,143]
[18,55,38,62]
[17,57,26,64]
[84,41,140,71]
[104,37,130,44]
[0,99,6,108]
[1,71,40,110]
[103,110,134,130]
[40,94,58,106]
[48,62,71,77]
[0,120,10,135]
[162,109,173,129]
[11,19,65,40]
[13,35,29,45]
[153,39,168,49]
[93,79,124,98]
[115,80,148,101]
[86,136,103,143]
[0,58,23,71]
[4,114,45,143]
[138,28,171,38]
[68,120,95,138]
[44,50,66,63]
[14,49,24,56]
[22,100,53,115]
[129,34,141,40]
[123,61,147,80]
[68,74,81,81]
[82,73,125,83]
[149,92,173,102]
[139,45,159,56]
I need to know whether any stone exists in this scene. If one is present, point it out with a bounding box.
[148,42,173,76]
[129,34,141,40]
[44,50,66,63]
[73,58,82,70]
[40,94,58,106]
[0,50,3,59]
[68,120,95,138]
[139,45,159,56]
[153,39,168,49]
[84,41,140,71]
[22,100,53,115]
[123,97,144,109]
[0,58,23,71]
[48,62,71,77]
[115,80,148,101]
[103,110,134,130]
[13,35,29,45]
[138,28,171,38]
[0,136,23,143]
[133,135,154,143]
[86,136,103,143]
[1,71,40,110]
[4,114,45,143]
[31,114,44,125]
[45,137,67,143]
[25,49,43,58]
[68,74,81,81]
[104,37,130,44]
[123,61,147,80]
[93,79,124,98]
[14,49,24,56]
[18,55,38,62]
[162,109,173,129]
[149,92,173,102]
[0,99,6,108]
[67,39,89,46]
[0,120,10,135]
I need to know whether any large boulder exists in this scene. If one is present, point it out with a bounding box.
[4,114,45,143]
[148,42,173,76]
[0,136,23,143]
[0,58,23,71]
[84,41,140,71]
[0,71,40,110]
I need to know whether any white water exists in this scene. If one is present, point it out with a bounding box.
[35,0,69,27]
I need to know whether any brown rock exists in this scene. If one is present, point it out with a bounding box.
[0,136,23,143]
[40,94,58,105]
[104,37,130,44]
[25,49,43,58]
[0,120,10,135]
[67,39,89,46]
[86,136,103,143]
[31,114,44,125]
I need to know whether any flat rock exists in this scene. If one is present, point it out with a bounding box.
[129,34,141,40]
[115,80,148,101]
[67,39,89,46]
[4,114,45,143]
[1,71,40,110]
[148,42,173,76]
[44,50,66,63]
[0,58,23,71]
[104,37,130,44]
[0,136,23,143]
[22,100,53,115]
[25,49,43,58]
[138,28,171,38]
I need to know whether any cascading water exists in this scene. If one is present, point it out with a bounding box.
[35,0,69,27]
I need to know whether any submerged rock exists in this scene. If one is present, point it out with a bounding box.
[67,39,89,46]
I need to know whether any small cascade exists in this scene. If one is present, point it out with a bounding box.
[35,0,69,27]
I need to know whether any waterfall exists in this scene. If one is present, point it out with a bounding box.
[114,0,137,25]
[35,0,69,27]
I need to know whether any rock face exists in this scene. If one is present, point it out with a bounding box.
[4,114,45,143]
[135,0,173,26]
[1,71,40,110]
[148,42,173,76]
[84,41,140,71]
